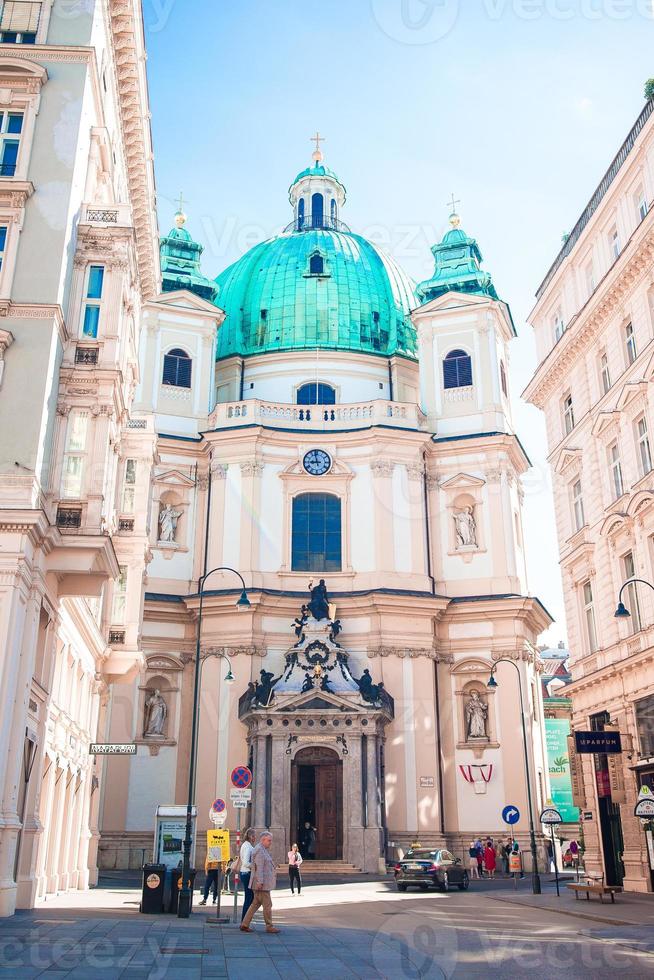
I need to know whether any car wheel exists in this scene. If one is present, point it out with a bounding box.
[458,873,469,891]
[419,883,428,891]
[397,884,407,892]
[441,873,449,892]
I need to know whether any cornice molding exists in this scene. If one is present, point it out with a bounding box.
[525,231,654,407]
[108,1,159,300]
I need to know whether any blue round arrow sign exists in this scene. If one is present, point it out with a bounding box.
[502,805,520,825]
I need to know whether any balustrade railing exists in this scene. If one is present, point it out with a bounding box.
[211,398,422,431]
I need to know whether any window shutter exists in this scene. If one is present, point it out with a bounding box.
[1,2,41,32]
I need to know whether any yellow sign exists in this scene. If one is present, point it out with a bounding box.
[207,829,230,863]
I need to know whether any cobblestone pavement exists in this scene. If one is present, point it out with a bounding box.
[0,875,651,978]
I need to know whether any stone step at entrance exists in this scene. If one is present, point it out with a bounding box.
[278,860,362,874]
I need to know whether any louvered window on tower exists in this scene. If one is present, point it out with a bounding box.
[162,348,192,388]
[443,349,473,389]
[0,2,41,42]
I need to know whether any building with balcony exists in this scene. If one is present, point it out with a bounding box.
[0,4,555,910]
[524,95,654,892]
[99,142,553,876]
[0,0,157,915]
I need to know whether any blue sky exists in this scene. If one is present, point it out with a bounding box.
[144,0,654,643]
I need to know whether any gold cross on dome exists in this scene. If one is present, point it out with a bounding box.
[310,131,325,154]
[446,193,461,216]
[176,190,186,213]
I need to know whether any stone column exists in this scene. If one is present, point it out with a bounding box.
[344,735,364,868]
[363,734,384,873]
[252,735,267,830]
[269,735,288,865]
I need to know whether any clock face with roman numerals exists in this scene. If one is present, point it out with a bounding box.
[303,449,332,476]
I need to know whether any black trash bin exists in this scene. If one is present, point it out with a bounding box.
[140,864,166,914]
[169,868,197,914]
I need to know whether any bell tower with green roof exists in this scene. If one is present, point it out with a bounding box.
[160,203,218,303]
[416,212,500,304]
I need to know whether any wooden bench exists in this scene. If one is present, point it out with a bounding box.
[567,882,623,904]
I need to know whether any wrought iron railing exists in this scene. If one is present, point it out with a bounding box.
[86,209,119,223]
[0,162,16,177]
[75,346,99,365]
[109,630,126,645]
[283,214,351,234]
[127,419,147,429]
[56,507,82,529]
[118,518,135,532]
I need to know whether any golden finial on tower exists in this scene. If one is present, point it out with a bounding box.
[447,192,461,228]
[310,131,325,165]
[174,190,187,228]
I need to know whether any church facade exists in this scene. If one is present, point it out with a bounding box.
[0,1,552,914]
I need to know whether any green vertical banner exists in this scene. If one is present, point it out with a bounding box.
[545,718,579,823]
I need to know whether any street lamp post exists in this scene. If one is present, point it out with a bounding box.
[177,567,251,919]
[487,658,542,895]
[614,577,654,619]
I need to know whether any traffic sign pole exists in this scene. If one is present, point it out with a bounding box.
[550,824,560,897]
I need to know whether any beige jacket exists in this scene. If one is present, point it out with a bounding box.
[251,842,277,892]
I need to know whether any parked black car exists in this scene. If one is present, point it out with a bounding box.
[395,848,469,892]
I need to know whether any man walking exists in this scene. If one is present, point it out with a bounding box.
[240,832,280,934]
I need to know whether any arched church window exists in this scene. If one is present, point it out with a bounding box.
[162,348,192,388]
[443,349,472,389]
[500,361,508,397]
[330,198,336,225]
[311,192,324,228]
[309,252,324,275]
[291,493,342,572]
[297,382,336,405]
[298,198,305,230]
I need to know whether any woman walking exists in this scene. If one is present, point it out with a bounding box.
[288,843,303,894]
[239,827,256,922]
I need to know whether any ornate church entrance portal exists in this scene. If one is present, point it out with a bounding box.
[291,747,343,860]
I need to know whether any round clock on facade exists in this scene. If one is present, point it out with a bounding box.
[303,449,332,476]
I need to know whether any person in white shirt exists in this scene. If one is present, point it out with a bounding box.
[239,827,256,922]
[288,843,303,894]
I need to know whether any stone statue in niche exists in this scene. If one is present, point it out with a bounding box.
[144,689,167,737]
[465,690,488,739]
[307,579,330,621]
[454,506,477,548]
[159,503,182,543]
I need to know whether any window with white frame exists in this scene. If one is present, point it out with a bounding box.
[81,265,104,338]
[111,566,128,625]
[610,226,620,261]
[625,321,637,365]
[582,580,598,653]
[562,393,575,435]
[552,309,565,343]
[0,2,41,43]
[635,186,648,223]
[609,441,624,499]
[0,110,22,176]
[599,351,611,395]
[637,416,653,475]
[572,479,585,532]
[623,551,642,633]
[121,458,137,513]
[61,411,89,499]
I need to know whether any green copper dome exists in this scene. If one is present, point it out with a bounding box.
[214,226,417,360]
